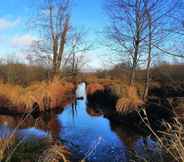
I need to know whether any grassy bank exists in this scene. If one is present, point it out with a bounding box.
[0,77,75,113]
[86,79,144,114]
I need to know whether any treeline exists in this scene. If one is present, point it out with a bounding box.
[0,63,50,85]
[95,63,184,83]
[0,60,183,86]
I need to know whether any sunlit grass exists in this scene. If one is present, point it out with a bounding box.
[158,119,184,162]
[0,135,16,161]
[86,78,144,113]
[116,86,144,113]
[138,110,184,162]
[39,143,71,162]
[0,77,75,112]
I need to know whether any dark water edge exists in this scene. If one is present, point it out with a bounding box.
[0,83,163,162]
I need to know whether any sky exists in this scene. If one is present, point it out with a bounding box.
[1,0,182,71]
[0,0,107,70]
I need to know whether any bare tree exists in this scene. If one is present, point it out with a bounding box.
[62,31,91,77]
[143,0,152,101]
[31,0,71,77]
[105,0,148,85]
[29,0,92,78]
[48,0,71,76]
[105,0,180,86]
[141,0,183,100]
[26,40,53,68]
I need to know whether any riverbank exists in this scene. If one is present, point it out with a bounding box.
[0,83,161,162]
[86,81,184,161]
[0,77,75,116]
[0,80,184,161]
[86,81,184,131]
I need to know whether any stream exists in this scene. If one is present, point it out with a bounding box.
[0,83,162,162]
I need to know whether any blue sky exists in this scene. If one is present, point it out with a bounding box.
[1,0,181,70]
[0,0,107,69]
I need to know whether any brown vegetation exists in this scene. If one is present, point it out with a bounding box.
[0,135,16,161]
[0,135,70,162]
[161,119,184,162]
[0,63,50,85]
[87,83,104,95]
[116,86,144,113]
[39,143,71,162]
[0,77,75,113]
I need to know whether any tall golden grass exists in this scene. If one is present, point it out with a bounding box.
[161,120,184,162]
[0,77,75,112]
[116,86,144,113]
[0,135,16,161]
[86,80,144,113]
[139,111,184,162]
[39,143,71,162]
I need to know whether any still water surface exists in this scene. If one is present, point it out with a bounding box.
[0,83,160,162]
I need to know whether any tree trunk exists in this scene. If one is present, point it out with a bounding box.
[143,7,152,101]
[129,1,141,86]
[56,17,69,72]
[143,46,151,101]
[130,39,139,86]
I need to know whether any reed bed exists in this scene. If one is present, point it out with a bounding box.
[157,119,184,162]
[0,135,16,161]
[39,143,71,162]
[0,77,75,112]
[86,79,144,113]
[116,86,144,113]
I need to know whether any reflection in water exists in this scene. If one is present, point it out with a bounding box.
[86,107,103,117]
[110,121,140,150]
[47,113,61,140]
[0,83,161,161]
[0,112,60,140]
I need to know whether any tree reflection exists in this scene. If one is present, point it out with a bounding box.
[0,111,62,142]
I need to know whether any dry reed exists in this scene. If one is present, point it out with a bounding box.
[0,77,74,112]
[116,86,144,113]
[39,143,71,162]
[0,135,16,161]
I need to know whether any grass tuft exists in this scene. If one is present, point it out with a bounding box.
[116,86,144,113]
[39,143,71,162]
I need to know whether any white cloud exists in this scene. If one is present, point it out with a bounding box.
[11,34,37,47]
[0,18,20,30]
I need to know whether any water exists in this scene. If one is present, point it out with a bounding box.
[0,83,161,162]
